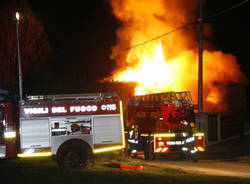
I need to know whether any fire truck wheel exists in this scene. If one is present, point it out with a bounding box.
[179,152,198,162]
[57,141,92,169]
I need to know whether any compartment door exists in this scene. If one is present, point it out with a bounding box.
[93,115,122,145]
[20,118,50,149]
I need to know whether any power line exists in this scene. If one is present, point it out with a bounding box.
[203,0,248,21]
[111,21,197,55]
[111,0,248,56]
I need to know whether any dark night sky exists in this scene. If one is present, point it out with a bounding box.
[204,0,249,78]
[25,0,119,94]
[0,0,249,96]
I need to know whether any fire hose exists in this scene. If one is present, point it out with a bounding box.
[119,164,144,170]
[109,161,144,170]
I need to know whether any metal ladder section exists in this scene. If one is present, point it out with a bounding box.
[25,92,119,104]
[128,91,193,107]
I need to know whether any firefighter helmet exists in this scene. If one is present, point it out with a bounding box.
[131,124,138,130]
[190,122,195,127]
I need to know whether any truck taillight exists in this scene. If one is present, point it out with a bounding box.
[154,136,170,153]
[194,132,205,151]
[155,147,169,152]
[197,136,203,140]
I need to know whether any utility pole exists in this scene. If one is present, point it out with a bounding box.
[198,0,203,113]
[15,12,23,102]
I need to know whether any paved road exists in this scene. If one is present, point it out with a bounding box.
[146,136,250,179]
[132,136,250,178]
[147,159,250,179]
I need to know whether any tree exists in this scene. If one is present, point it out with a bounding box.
[0,0,51,89]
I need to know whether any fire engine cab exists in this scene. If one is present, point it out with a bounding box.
[126,91,205,161]
[0,90,125,168]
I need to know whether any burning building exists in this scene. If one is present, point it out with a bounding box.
[101,0,248,140]
[107,0,246,114]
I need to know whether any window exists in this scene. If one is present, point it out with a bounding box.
[51,117,91,136]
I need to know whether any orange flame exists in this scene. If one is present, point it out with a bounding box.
[109,0,245,112]
[206,92,218,104]
[114,41,178,92]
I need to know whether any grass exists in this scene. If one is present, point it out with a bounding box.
[1,152,250,184]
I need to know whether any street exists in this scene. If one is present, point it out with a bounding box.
[144,136,250,179]
[147,159,250,179]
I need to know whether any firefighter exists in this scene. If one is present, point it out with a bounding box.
[187,121,198,162]
[127,124,140,157]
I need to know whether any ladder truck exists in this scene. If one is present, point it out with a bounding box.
[126,91,205,161]
[0,89,125,169]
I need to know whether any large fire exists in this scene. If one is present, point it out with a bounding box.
[114,41,180,95]
[109,0,245,112]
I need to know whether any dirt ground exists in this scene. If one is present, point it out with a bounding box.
[0,136,250,184]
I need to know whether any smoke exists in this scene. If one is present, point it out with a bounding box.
[109,0,246,112]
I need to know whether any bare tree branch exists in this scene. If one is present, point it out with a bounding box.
[0,0,51,88]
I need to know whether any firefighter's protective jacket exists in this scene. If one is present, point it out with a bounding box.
[128,129,139,144]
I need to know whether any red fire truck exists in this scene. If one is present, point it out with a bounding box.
[126,91,205,161]
[0,89,125,168]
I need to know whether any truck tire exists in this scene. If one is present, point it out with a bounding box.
[57,141,92,169]
[179,152,198,162]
